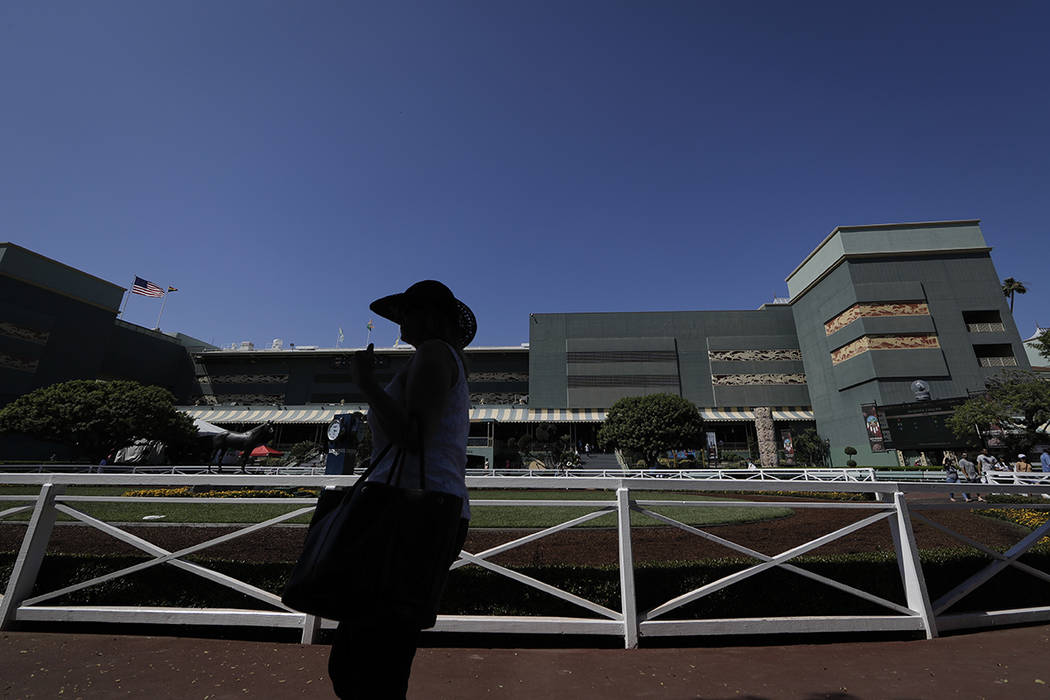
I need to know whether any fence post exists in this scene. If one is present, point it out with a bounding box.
[892,491,938,639]
[1,483,63,630]
[301,614,322,644]
[616,486,638,649]
[876,492,907,585]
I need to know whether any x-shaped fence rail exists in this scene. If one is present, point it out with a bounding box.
[1,474,1048,647]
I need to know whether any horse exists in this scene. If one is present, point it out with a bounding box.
[209,421,274,473]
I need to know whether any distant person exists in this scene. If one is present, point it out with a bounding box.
[1015,454,1032,472]
[943,453,966,503]
[1042,448,1050,473]
[958,453,986,502]
[328,280,476,699]
[976,448,995,477]
[984,455,1009,484]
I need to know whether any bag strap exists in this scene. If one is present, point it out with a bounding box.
[388,430,427,490]
[417,433,426,490]
[387,447,407,486]
[349,442,394,493]
[355,426,428,491]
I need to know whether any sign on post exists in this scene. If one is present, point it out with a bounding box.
[860,403,887,452]
[780,428,795,466]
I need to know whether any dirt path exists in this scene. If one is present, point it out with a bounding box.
[4,626,1050,699]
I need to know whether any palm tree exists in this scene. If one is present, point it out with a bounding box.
[1002,277,1028,312]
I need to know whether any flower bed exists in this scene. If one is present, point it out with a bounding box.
[121,487,320,499]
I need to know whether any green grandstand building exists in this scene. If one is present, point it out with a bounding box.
[0,220,1037,466]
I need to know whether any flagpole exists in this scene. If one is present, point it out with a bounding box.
[154,284,170,330]
[118,277,134,318]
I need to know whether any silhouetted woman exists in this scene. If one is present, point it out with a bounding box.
[329,280,474,699]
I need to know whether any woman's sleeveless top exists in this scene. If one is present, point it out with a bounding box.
[365,342,470,519]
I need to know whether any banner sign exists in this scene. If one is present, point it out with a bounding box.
[860,403,886,452]
[780,428,795,466]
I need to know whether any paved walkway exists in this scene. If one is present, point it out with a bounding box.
[3,624,1049,699]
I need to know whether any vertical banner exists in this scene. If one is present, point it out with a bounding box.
[780,428,795,466]
[705,431,718,463]
[860,403,886,452]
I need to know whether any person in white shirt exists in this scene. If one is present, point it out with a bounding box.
[957,453,986,502]
[329,280,476,700]
[976,449,996,483]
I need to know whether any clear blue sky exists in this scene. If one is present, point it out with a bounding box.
[3,1,1047,349]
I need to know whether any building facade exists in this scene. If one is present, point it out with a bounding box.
[787,221,1031,465]
[0,243,213,458]
[2,220,1036,465]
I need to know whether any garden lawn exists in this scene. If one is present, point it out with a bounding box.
[0,486,792,528]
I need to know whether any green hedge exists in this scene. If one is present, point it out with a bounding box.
[4,547,1048,619]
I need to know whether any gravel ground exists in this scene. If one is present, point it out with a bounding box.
[4,625,1050,699]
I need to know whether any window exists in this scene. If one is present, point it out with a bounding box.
[972,343,1016,367]
[963,310,1005,333]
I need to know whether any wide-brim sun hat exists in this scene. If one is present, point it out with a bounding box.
[370,280,476,348]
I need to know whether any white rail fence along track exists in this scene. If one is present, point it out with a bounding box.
[2,473,1049,648]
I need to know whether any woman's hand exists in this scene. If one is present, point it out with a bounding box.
[352,343,378,391]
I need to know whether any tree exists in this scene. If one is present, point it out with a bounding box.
[597,393,703,467]
[947,370,1050,451]
[0,379,198,462]
[1002,277,1028,312]
[792,428,829,466]
[1031,327,1050,363]
[843,445,858,467]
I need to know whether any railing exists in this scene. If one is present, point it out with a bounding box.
[0,465,879,480]
[464,467,878,481]
[986,471,1050,486]
[2,474,1049,648]
[967,322,1006,333]
[978,356,1018,367]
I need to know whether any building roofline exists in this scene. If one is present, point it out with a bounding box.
[0,242,126,291]
[196,344,529,357]
[784,219,982,283]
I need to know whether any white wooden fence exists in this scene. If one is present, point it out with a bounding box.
[2,473,1049,648]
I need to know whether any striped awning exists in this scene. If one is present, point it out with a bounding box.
[470,407,607,422]
[179,405,608,425]
[180,404,812,426]
[179,406,356,425]
[699,409,755,421]
[772,409,815,421]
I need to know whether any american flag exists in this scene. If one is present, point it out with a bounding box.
[131,276,165,298]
